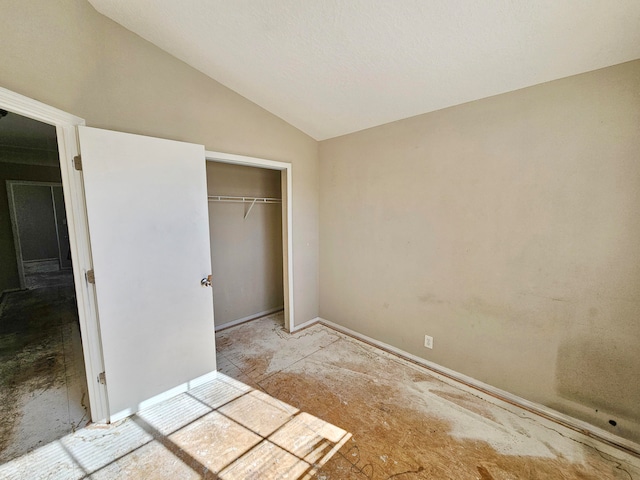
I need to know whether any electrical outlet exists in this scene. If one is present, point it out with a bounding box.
[424,335,433,349]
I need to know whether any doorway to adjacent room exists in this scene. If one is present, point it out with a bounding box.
[0,113,89,462]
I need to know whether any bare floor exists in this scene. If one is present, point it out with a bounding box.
[0,281,89,463]
[24,269,75,290]
[1,312,638,479]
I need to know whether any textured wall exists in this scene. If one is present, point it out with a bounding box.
[319,60,640,442]
[86,1,640,140]
[206,162,284,326]
[0,0,319,325]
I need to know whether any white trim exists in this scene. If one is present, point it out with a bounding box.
[281,166,294,332]
[205,150,295,333]
[214,306,284,332]
[289,316,320,333]
[317,318,640,457]
[0,87,85,125]
[204,151,287,170]
[109,370,218,423]
[0,87,108,423]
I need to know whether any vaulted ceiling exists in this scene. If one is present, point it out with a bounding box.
[88,0,640,140]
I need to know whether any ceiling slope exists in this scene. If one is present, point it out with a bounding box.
[88,0,640,140]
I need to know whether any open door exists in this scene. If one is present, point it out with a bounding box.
[78,126,216,422]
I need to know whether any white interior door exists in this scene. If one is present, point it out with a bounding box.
[78,126,216,422]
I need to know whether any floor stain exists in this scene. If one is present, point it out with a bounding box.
[0,311,637,479]
[264,371,626,479]
[477,465,495,480]
[216,314,639,480]
[0,281,88,460]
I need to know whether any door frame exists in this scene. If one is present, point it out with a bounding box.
[206,151,295,332]
[0,87,296,424]
[0,87,109,422]
[6,180,68,288]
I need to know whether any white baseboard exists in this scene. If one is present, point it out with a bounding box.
[317,317,640,457]
[109,370,218,424]
[290,316,321,333]
[215,306,284,332]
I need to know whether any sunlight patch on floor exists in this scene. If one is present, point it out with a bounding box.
[0,373,350,479]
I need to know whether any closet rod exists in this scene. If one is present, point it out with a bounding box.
[207,195,281,204]
[208,195,282,219]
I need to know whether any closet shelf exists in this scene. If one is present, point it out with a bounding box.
[208,195,282,219]
[207,195,281,204]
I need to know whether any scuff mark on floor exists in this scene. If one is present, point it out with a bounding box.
[0,284,89,461]
[219,313,640,479]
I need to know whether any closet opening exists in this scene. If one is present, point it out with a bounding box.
[206,161,285,331]
[0,112,89,461]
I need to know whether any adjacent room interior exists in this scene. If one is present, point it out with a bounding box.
[0,0,639,478]
[0,112,89,461]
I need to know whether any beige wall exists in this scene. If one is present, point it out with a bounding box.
[319,60,640,443]
[206,162,284,327]
[0,0,319,324]
[4,0,637,444]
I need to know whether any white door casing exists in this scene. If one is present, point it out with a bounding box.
[0,86,109,422]
[78,126,216,421]
[205,151,295,332]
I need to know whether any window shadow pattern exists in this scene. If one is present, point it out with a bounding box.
[0,373,351,479]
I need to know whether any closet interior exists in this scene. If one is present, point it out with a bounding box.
[206,161,284,329]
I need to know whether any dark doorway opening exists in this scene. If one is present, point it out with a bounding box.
[0,112,88,462]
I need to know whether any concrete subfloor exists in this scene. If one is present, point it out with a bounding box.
[0,278,89,463]
[1,312,639,479]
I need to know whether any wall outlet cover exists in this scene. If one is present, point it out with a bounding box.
[424,335,433,349]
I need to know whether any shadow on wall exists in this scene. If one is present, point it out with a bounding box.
[555,335,640,427]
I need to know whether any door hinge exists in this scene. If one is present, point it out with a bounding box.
[97,372,106,385]
[73,155,82,171]
[86,269,95,284]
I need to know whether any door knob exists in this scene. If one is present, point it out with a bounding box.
[201,275,212,287]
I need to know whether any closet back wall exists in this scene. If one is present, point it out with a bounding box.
[206,162,284,328]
